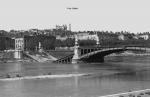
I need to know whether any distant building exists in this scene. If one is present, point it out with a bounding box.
[77,32,89,37]
[77,33,89,40]
[56,35,68,41]
[132,34,149,40]
[56,34,75,41]
[28,29,39,33]
[56,32,99,41]
[118,34,125,40]
[118,34,134,40]
[138,34,149,40]
[76,33,99,41]
[15,38,24,50]
[133,35,139,39]
[56,25,67,31]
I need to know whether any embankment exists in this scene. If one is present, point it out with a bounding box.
[0,73,90,81]
[100,89,150,97]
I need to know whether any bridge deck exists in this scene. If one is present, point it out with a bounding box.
[54,46,150,64]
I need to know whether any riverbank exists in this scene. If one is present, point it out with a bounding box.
[100,89,150,97]
[0,58,54,63]
[0,73,91,81]
[0,68,137,82]
[0,59,34,63]
[0,50,56,63]
[106,51,150,57]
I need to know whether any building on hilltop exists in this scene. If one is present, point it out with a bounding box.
[56,25,67,31]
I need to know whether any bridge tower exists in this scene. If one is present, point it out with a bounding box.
[72,35,80,64]
[14,38,24,59]
[38,42,43,53]
[95,32,100,45]
[96,35,100,45]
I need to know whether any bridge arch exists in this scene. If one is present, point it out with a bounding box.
[79,48,125,63]
[53,46,149,64]
[78,46,148,63]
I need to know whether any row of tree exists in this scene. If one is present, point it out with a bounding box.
[54,38,150,47]
[0,28,150,37]
[0,29,150,49]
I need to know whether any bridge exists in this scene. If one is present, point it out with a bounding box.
[54,46,150,64]
[54,34,150,64]
[8,35,150,63]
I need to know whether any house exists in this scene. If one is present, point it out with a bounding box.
[118,34,134,40]
[118,34,125,40]
[138,34,149,40]
[56,35,68,41]
[15,38,24,50]
[133,35,139,39]
[77,32,89,40]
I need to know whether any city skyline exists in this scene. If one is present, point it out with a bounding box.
[0,0,150,33]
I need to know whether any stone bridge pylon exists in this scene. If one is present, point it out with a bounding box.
[72,34,100,64]
[72,35,80,64]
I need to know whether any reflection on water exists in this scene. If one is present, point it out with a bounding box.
[0,56,150,97]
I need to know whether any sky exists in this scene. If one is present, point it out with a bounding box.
[0,0,150,33]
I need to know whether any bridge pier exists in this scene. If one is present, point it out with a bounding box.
[14,50,22,59]
[55,45,149,64]
[72,45,80,63]
[72,35,80,64]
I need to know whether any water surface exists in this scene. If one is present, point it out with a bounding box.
[0,56,150,97]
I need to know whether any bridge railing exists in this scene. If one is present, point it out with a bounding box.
[80,47,123,59]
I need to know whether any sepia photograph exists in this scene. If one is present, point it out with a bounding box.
[0,0,150,97]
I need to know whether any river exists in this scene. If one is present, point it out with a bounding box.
[0,56,150,97]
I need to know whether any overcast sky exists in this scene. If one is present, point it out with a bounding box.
[0,0,150,33]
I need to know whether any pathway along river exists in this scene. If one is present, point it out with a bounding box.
[0,56,150,97]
